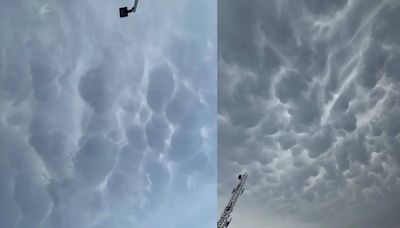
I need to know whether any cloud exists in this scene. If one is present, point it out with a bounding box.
[146,63,175,113]
[0,0,216,227]
[218,0,400,227]
[145,114,170,151]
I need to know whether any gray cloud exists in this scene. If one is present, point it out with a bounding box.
[146,63,175,113]
[219,0,400,227]
[0,0,216,227]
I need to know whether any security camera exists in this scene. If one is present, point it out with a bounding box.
[119,7,130,17]
[119,0,139,18]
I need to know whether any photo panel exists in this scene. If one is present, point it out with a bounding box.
[0,0,216,227]
[218,0,400,227]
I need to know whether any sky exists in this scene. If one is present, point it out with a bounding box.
[0,0,216,228]
[218,0,400,228]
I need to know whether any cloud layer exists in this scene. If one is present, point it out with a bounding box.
[218,0,400,227]
[0,0,216,227]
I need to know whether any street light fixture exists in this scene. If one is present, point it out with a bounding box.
[119,0,139,17]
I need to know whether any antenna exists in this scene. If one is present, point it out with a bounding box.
[218,172,248,228]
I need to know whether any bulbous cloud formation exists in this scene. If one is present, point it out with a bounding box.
[218,0,400,227]
[0,0,216,227]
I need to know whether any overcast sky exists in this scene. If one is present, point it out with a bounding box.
[218,0,400,227]
[0,0,216,227]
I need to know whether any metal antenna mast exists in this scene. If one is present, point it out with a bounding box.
[217,172,248,228]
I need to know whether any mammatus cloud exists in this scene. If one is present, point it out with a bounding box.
[218,0,400,227]
[0,0,216,227]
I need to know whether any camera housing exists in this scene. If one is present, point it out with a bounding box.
[119,7,129,17]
